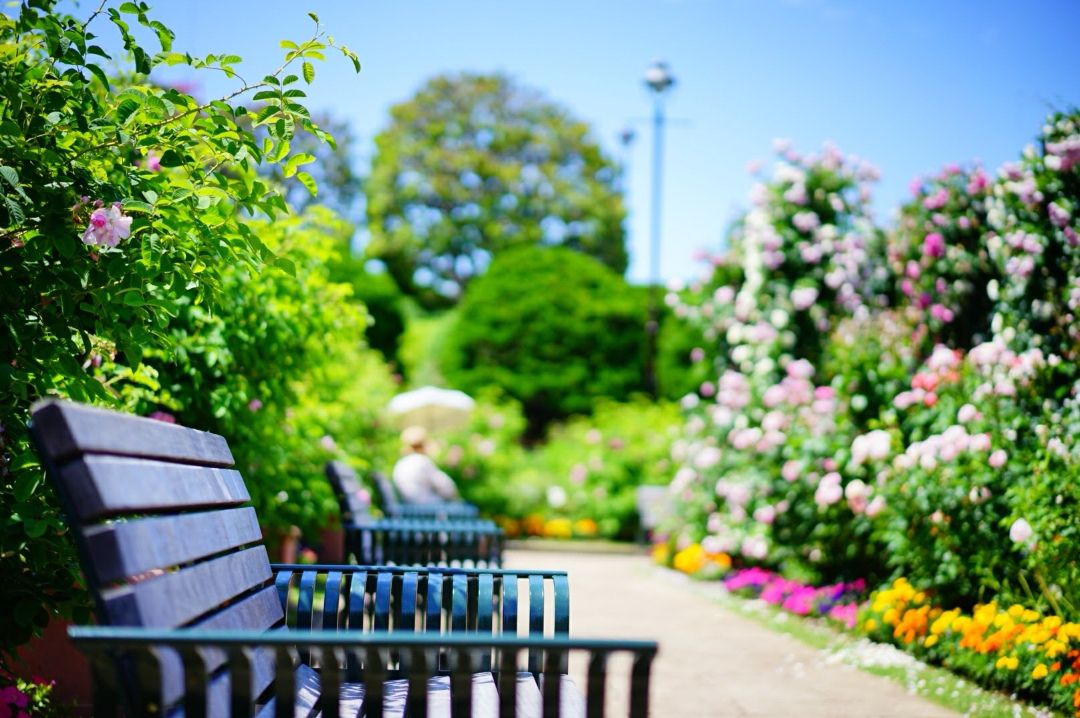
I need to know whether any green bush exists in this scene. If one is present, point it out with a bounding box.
[433,397,679,540]
[0,1,362,663]
[443,245,647,435]
[329,255,406,371]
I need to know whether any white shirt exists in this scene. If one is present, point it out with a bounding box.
[391,453,459,504]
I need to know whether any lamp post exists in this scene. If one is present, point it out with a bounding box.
[643,59,675,397]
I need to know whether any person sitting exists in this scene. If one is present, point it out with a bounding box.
[391,426,460,505]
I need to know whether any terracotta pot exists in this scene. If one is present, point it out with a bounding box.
[319,526,344,564]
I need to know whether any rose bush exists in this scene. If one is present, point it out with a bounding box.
[659,110,1080,712]
[0,0,373,666]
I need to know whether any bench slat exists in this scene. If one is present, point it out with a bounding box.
[60,456,249,521]
[83,507,262,583]
[31,400,233,467]
[100,546,273,627]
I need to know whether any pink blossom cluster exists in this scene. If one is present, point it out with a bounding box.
[893,425,998,471]
[723,567,865,628]
[1046,134,1080,172]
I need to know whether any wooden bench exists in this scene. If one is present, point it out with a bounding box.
[31,400,657,717]
[326,462,504,567]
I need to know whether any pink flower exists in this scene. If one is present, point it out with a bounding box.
[957,404,979,423]
[922,232,946,258]
[148,411,176,423]
[1009,518,1033,544]
[865,495,886,518]
[930,304,954,323]
[790,286,819,310]
[923,188,949,210]
[966,170,988,195]
[781,460,801,482]
[81,203,132,247]
[699,381,715,398]
[989,449,1008,468]
[320,435,337,451]
[690,347,705,363]
[143,152,162,172]
[247,398,263,412]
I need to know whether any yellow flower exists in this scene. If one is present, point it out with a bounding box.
[672,544,707,574]
[883,608,899,625]
[924,635,938,648]
[1007,604,1026,619]
[995,655,1019,671]
[1032,663,1049,680]
[864,618,878,632]
[709,551,733,569]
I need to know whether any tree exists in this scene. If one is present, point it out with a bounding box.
[443,246,647,437]
[365,73,627,307]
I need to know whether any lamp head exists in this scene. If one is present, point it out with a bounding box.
[644,59,675,94]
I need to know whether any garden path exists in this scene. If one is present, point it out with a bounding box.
[505,547,957,718]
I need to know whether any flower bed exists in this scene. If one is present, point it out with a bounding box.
[863,578,1080,715]
[659,109,1080,713]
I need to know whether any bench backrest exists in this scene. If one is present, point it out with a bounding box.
[325,460,376,522]
[30,400,284,712]
[373,470,402,514]
[30,400,283,633]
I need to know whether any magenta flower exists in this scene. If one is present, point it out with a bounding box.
[81,203,132,247]
[922,232,946,258]
[148,411,176,423]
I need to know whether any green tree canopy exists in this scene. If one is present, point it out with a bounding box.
[365,72,627,307]
[443,245,647,437]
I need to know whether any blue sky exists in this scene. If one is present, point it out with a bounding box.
[72,0,1080,283]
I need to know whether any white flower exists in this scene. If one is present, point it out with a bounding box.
[546,485,567,509]
[1009,518,1033,545]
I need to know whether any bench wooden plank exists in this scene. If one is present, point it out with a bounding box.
[60,456,249,521]
[325,461,371,522]
[83,507,262,583]
[100,546,273,627]
[31,400,233,467]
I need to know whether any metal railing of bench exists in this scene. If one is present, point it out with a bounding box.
[343,519,505,567]
[70,627,659,718]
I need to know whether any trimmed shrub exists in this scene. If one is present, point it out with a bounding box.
[443,245,647,435]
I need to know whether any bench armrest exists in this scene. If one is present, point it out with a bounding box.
[69,626,658,718]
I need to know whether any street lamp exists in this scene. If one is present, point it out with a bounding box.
[643,59,675,397]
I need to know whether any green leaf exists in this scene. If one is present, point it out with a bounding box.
[269,139,291,164]
[296,171,317,197]
[307,12,320,23]
[158,149,185,167]
[0,165,18,188]
[123,200,154,213]
[282,152,315,178]
[302,61,315,84]
[118,2,140,14]
[273,256,296,275]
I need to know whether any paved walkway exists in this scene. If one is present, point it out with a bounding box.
[505,548,957,718]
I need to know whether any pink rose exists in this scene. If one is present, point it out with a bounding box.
[923,232,946,259]
[989,449,1008,468]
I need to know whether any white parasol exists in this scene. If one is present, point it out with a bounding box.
[386,386,476,432]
